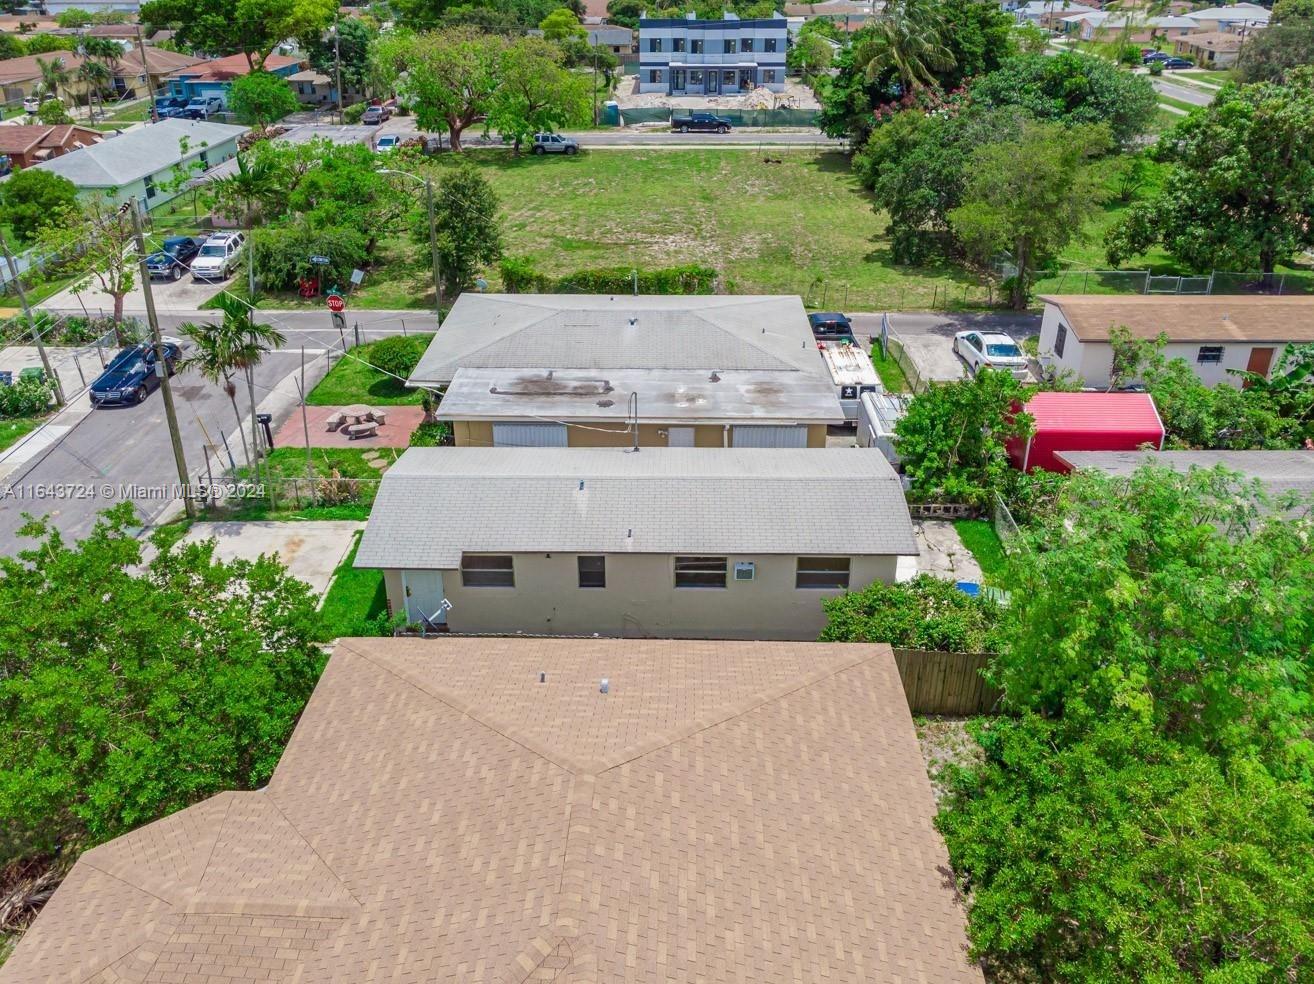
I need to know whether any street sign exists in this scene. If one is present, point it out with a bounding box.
[310,254,331,265]
[326,294,345,313]
[349,268,365,285]
[330,310,347,335]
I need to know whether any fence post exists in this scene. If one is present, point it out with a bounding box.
[1082,271,1089,293]
[1278,274,1285,296]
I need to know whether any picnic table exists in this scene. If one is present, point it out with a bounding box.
[326,404,388,435]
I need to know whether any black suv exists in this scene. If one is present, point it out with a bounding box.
[808,312,856,343]
[145,236,204,281]
[90,341,181,407]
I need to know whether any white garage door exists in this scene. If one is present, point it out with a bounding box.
[492,422,569,447]
[731,425,808,448]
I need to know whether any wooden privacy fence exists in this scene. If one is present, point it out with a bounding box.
[893,648,1002,716]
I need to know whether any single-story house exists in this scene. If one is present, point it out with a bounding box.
[1185,2,1270,33]
[1011,0,1097,27]
[1174,30,1244,65]
[34,117,247,209]
[1037,294,1314,389]
[529,24,635,52]
[354,446,919,639]
[0,46,202,107]
[1007,391,1165,473]
[164,52,301,106]
[105,45,205,99]
[1061,11,1197,41]
[43,0,139,13]
[1056,449,1314,510]
[0,51,84,103]
[3,635,982,984]
[0,122,100,169]
[286,68,364,106]
[411,293,846,448]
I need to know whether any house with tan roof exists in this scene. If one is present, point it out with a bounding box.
[0,123,100,169]
[411,293,847,448]
[353,447,919,638]
[0,636,981,984]
[1037,294,1314,388]
[1173,30,1244,65]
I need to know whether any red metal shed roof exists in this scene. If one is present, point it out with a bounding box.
[1024,391,1164,434]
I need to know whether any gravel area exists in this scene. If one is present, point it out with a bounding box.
[915,716,985,807]
[613,73,821,110]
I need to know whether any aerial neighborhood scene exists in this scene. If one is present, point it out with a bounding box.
[0,0,1313,976]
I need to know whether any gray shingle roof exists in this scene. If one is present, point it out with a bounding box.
[1057,450,1314,500]
[354,447,918,569]
[34,118,248,188]
[409,294,833,383]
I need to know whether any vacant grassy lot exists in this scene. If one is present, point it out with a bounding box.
[306,334,433,405]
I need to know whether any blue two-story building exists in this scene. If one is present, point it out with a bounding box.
[638,11,789,95]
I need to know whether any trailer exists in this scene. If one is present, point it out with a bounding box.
[818,340,881,422]
[857,390,911,464]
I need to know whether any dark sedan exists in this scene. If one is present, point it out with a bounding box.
[145,237,204,281]
[89,341,181,407]
[808,311,856,343]
[154,97,189,118]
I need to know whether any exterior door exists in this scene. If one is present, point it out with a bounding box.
[731,425,808,448]
[401,570,446,627]
[667,426,695,447]
[707,71,719,94]
[1245,346,1275,382]
[492,422,568,446]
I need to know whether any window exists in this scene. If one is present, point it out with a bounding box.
[1197,345,1225,364]
[649,37,662,52]
[689,70,704,86]
[461,554,514,587]
[578,555,606,589]
[761,69,776,83]
[199,150,209,168]
[649,69,663,83]
[765,37,777,52]
[796,557,851,590]
[674,556,727,589]
[691,38,704,53]
[724,38,737,53]
[672,36,685,51]
[1054,322,1067,358]
[742,37,754,51]
[143,175,156,200]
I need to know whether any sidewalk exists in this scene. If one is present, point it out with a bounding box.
[178,519,363,599]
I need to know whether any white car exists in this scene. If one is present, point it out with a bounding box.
[375,134,401,153]
[190,231,246,282]
[952,330,1029,379]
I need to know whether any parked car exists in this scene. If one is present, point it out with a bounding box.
[89,341,181,407]
[953,330,1029,378]
[671,112,732,133]
[361,104,386,125]
[808,312,856,343]
[0,155,10,177]
[1142,51,1171,63]
[22,95,40,113]
[532,132,579,155]
[1162,57,1194,69]
[145,236,205,281]
[154,96,189,118]
[181,96,223,120]
[190,232,246,282]
[375,134,401,152]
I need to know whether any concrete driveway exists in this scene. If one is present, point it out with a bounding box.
[180,520,363,599]
[850,312,1042,389]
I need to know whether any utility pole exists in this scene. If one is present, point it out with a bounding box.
[129,200,195,519]
[135,25,157,120]
[592,46,599,126]
[424,177,443,318]
[333,16,345,126]
[0,230,64,407]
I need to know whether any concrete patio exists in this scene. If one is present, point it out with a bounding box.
[273,403,425,449]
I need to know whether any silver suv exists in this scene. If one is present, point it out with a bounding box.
[532,132,578,155]
[190,231,246,282]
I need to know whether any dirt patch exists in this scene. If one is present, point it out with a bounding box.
[0,852,72,960]
[613,74,820,110]
[915,716,985,807]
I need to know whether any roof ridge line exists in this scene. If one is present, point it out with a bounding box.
[260,787,366,910]
[338,640,589,774]
[686,308,800,372]
[432,302,564,373]
[588,644,886,776]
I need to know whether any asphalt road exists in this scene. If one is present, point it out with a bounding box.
[0,310,429,553]
[370,118,841,149]
[1150,76,1213,107]
[849,311,1042,345]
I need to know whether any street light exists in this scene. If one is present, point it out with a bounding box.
[377,168,443,319]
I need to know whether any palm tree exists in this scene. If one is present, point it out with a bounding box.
[35,55,71,109]
[855,0,955,94]
[76,59,111,122]
[179,294,285,479]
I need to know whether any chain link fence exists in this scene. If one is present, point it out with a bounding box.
[611,106,821,127]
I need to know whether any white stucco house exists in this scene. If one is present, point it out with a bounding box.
[34,118,247,210]
[1037,294,1314,389]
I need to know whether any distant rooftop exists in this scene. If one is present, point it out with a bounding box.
[1039,295,1314,343]
[354,447,918,570]
[34,118,247,187]
[1057,449,1314,501]
[4,636,981,984]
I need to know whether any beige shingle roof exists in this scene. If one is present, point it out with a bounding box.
[3,637,981,984]
[1040,294,1314,343]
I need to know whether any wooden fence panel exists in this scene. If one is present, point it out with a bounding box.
[893,648,1003,716]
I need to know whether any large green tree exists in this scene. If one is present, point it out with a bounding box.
[418,163,503,296]
[0,505,326,856]
[970,51,1158,146]
[307,15,375,90]
[1236,15,1314,84]
[1105,73,1314,275]
[31,196,138,332]
[139,0,336,69]
[486,36,592,152]
[227,70,300,127]
[0,169,77,245]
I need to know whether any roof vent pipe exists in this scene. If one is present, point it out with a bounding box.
[539,672,546,684]
[600,678,610,694]
[579,480,585,490]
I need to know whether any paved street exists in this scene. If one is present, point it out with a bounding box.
[1149,76,1213,107]
[369,117,841,149]
[0,309,429,553]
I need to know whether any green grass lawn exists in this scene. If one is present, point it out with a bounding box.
[953,520,1009,585]
[215,447,399,520]
[0,416,41,452]
[871,344,910,393]
[318,533,392,639]
[1175,69,1233,86]
[306,334,434,405]
[1157,94,1203,114]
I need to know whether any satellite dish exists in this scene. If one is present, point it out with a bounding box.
[475,278,488,292]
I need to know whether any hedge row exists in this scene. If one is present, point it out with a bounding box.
[498,258,716,295]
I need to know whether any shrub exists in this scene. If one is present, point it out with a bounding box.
[368,335,425,381]
[499,258,717,294]
[0,376,53,418]
[819,574,1002,652]
[1149,60,1164,76]
[342,101,366,124]
[409,421,452,447]
[252,222,370,291]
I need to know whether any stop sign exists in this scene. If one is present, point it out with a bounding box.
[326,294,345,313]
